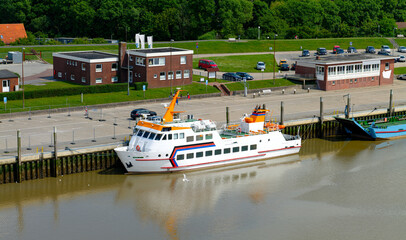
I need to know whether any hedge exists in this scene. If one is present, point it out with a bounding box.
[0,83,129,100]
[134,82,148,90]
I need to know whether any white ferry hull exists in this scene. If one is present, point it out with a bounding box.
[115,139,301,173]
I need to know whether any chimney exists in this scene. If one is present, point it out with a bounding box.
[119,42,127,82]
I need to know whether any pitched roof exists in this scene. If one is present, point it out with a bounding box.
[396,22,406,29]
[0,69,18,79]
[0,23,27,44]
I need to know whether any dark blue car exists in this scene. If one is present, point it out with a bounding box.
[236,72,254,80]
[222,72,243,81]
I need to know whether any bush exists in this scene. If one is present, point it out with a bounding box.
[134,82,148,90]
[91,38,107,44]
[0,83,129,100]
[198,31,217,40]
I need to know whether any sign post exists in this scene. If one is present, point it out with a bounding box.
[205,79,208,93]
[143,85,146,98]
[3,97,6,110]
[196,42,199,57]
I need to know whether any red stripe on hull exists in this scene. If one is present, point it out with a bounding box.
[258,146,301,153]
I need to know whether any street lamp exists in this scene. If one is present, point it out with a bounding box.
[273,34,277,85]
[22,47,25,108]
[394,27,397,37]
[127,46,130,96]
[170,39,174,94]
[258,26,261,40]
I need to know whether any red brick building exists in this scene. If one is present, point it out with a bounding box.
[124,47,194,88]
[0,69,19,92]
[0,23,27,45]
[295,54,395,91]
[53,51,119,85]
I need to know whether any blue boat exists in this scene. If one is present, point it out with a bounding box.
[335,116,406,140]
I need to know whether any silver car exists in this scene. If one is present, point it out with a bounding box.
[256,61,266,70]
[399,46,406,53]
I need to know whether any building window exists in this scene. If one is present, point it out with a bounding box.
[215,149,222,155]
[346,65,353,74]
[332,81,335,85]
[81,63,86,71]
[136,57,145,66]
[355,64,362,73]
[363,64,371,72]
[205,150,213,156]
[129,71,133,83]
[58,72,62,78]
[250,144,257,150]
[328,66,336,76]
[176,70,182,79]
[70,74,75,80]
[112,63,118,71]
[372,64,379,71]
[186,153,194,159]
[372,77,375,81]
[148,57,165,66]
[81,77,86,83]
[241,146,248,151]
[130,56,133,61]
[224,148,231,154]
[180,56,186,64]
[354,79,357,83]
[196,152,203,158]
[206,134,213,140]
[337,66,345,75]
[111,76,118,82]
[67,60,69,65]
[196,135,203,141]
[316,66,324,75]
[184,70,190,78]
[385,62,389,70]
[96,64,102,72]
[160,72,166,80]
[96,78,102,84]
[233,147,239,153]
[350,79,353,83]
[75,62,77,66]
[180,133,185,139]
[168,71,174,80]
[154,74,157,78]
[177,154,184,160]
[186,136,194,142]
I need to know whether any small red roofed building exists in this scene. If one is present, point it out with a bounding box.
[0,23,27,45]
[0,69,19,92]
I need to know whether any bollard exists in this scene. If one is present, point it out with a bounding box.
[9,109,14,122]
[16,130,22,183]
[68,104,71,117]
[114,117,117,126]
[92,127,96,142]
[49,132,54,147]
[128,120,132,129]
[293,89,296,94]
[307,88,310,93]
[4,138,9,153]
[28,107,32,120]
[71,130,75,145]
[253,93,256,98]
[112,125,116,139]
[47,106,51,118]
[99,108,106,121]
[282,89,285,94]
[27,135,32,150]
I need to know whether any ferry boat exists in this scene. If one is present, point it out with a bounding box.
[114,90,301,173]
[335,116,406,140]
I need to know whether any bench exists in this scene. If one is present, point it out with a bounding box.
[261,89,272,95]
[228,38,236,42]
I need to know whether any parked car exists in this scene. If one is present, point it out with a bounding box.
[399,46,406,53]
[130,108,157,120]
[397,55,406,62]
[381,45,391,53]
[335,48,345,54]
[280,63,290,71]
[301,49,310,57]
[236,72,254,80]
[378,51,390,56]
[279,59,287,66]
[397,74,406,80]
[333,45,340,54]
[256,61,266,70]
[365,46,376,54]
[290,63,296,70]
[347,47,357,53]
[222,72,243,81]
[317,47,327,55]
[198,59,217,69]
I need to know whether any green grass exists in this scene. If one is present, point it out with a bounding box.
[0,83,219,113]
[24,81,84,91]
[394,67,406,74]
[193,54,276,72]
[226,79,296,91]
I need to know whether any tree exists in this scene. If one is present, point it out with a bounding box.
[217,0,253,37]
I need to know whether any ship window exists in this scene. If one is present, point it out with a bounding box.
[162,134,167,140]
[148,132,156,140]
[173,133,178,139]
[233,147,239,152]
[186,136,194,142]
[196,135,203,141]
[143,131,150,138]
[205,150,213,156]
[196,152,203,158]
[168,134,173,140]
[137,130,144,137]
[177,154,184,160]
[180,133,185,139]
[224,148,231,154]
[205,133,213,140]
[242,146,248,151]
[187,153,194,159]
[250,144,257,150]
[155,134,163,140]
[215,149,222,155]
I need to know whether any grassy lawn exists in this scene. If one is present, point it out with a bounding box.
[193,54,276,73]
[394,67,406,75]
[0,83,219,114]
[226,79,297,91]
[24,80,84,91]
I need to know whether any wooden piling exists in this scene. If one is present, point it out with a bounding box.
[280,101,284,125]
[16,130,22,183]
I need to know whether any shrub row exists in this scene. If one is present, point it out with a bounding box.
[0,83,130,100]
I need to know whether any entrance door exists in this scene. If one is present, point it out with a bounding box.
[2,80,10,92]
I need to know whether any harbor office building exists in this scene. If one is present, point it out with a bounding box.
[295,54,395,91]
[53,43,193,88]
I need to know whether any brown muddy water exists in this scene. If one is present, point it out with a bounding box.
[1,138,406,240]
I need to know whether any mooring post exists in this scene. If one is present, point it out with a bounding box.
[388,89,393,117]
[345,94,351,119]
[226,107,229,126]
[319,97,324,137]
[16,130,22,183]
[280,101,284,125]
[52,127,59,177]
